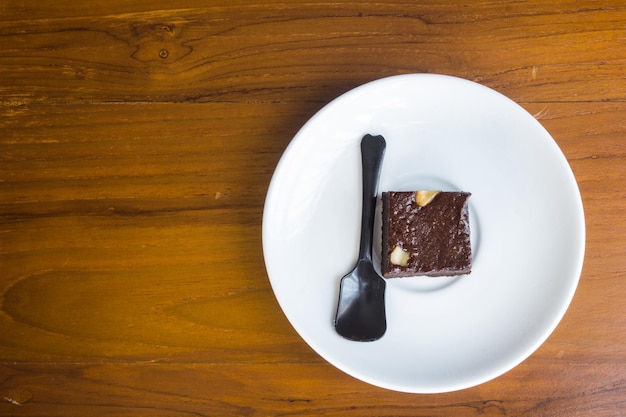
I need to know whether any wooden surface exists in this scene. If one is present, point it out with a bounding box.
[1,1,625,415]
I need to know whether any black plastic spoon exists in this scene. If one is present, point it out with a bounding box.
[334,134,387,342]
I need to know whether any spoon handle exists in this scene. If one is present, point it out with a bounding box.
[358,134,386,261]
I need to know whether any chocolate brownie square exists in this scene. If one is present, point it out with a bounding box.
[381,191,472,277]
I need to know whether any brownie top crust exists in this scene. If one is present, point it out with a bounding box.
[381,191,472,278]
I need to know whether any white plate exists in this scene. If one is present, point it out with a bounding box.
[262,74,585,393]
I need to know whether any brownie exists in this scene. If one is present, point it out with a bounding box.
[381,191,472,278]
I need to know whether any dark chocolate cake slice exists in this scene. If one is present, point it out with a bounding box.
[381,191,472,278]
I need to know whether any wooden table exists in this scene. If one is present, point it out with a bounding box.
[1,1,624,415]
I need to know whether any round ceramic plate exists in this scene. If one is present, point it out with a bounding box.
[262,74,585,393]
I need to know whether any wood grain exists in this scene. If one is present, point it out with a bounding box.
[1,1,625,416]
[2,1,626,104]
